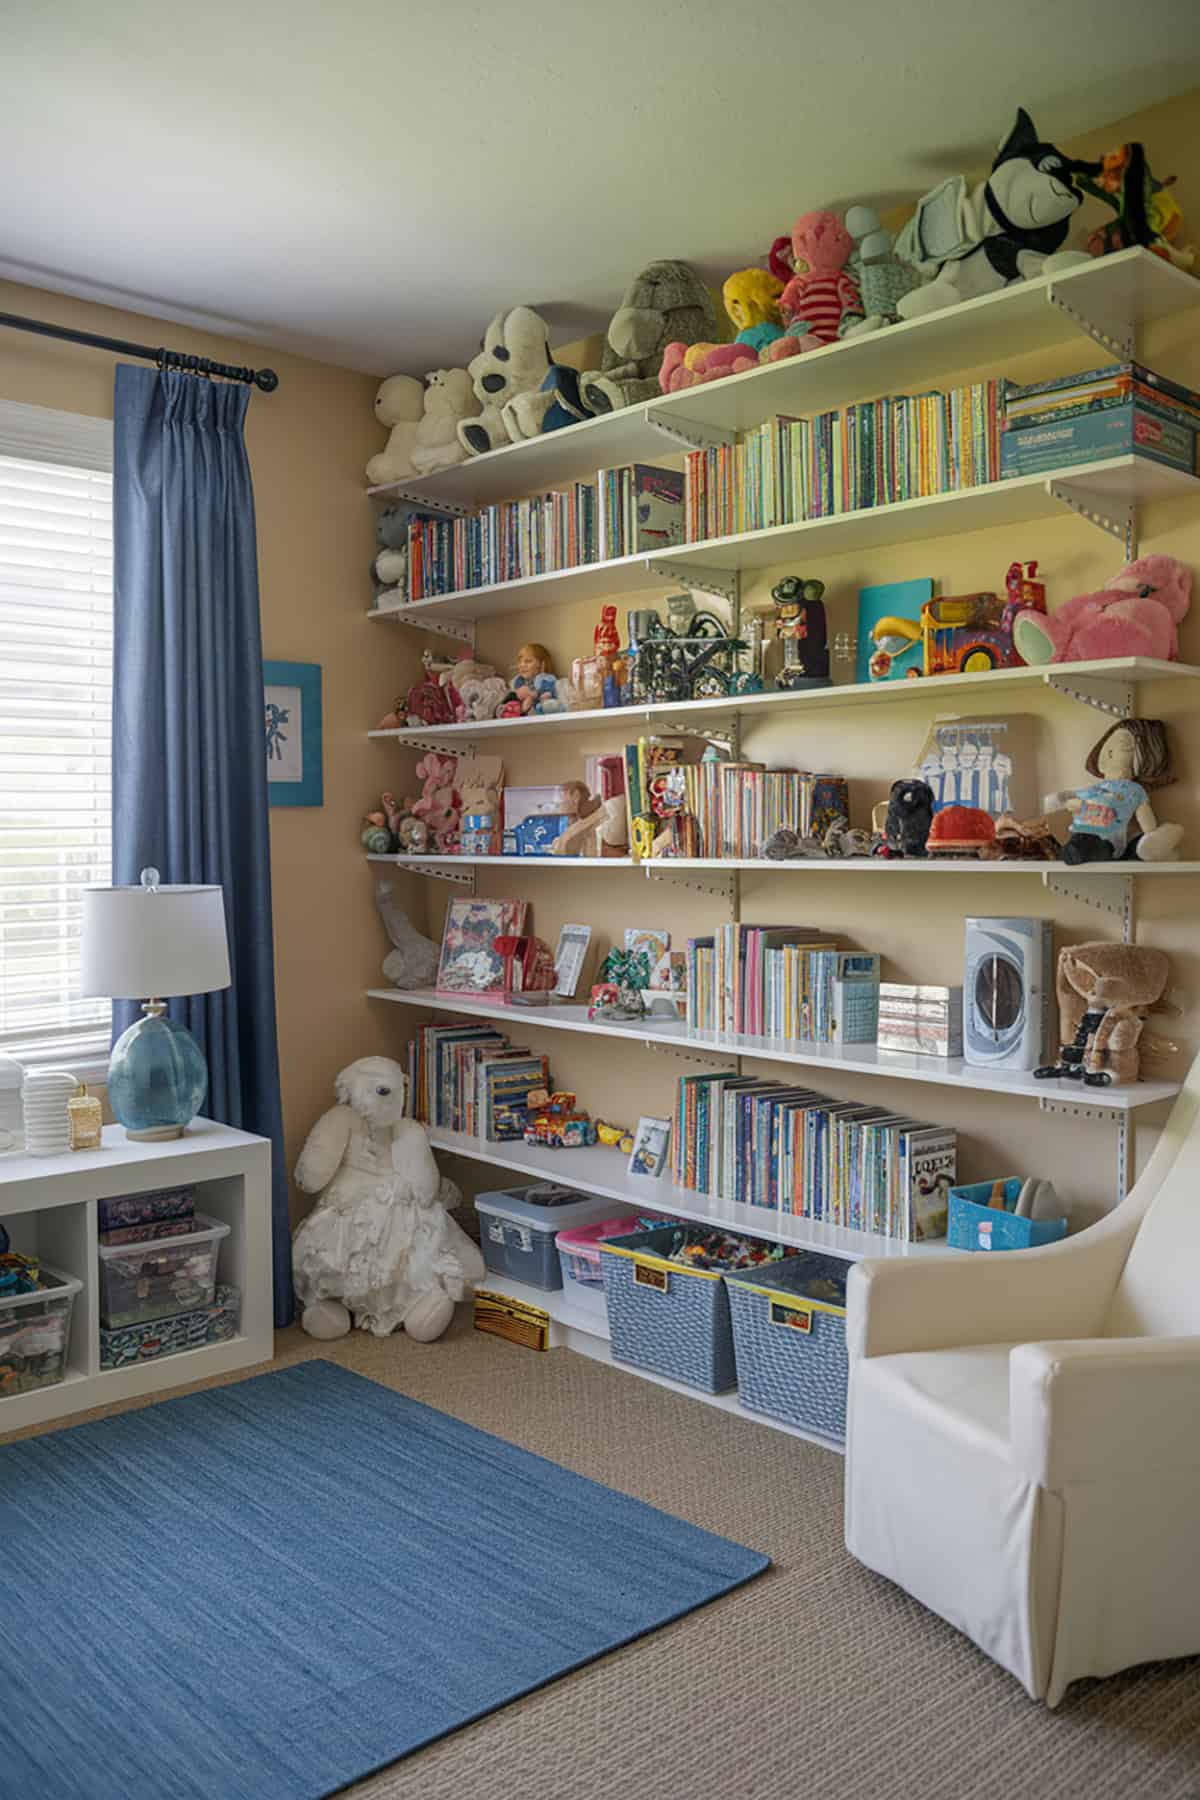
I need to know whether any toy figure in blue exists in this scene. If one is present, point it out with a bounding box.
[1047,719,1183,865]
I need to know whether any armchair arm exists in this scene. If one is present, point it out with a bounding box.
[847,1207,1138,1361]
[1010,1336,1200,1487]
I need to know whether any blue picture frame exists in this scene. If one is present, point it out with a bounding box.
[263,660,323,807]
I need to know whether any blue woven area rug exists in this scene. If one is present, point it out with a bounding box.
[0,1359,768,1800]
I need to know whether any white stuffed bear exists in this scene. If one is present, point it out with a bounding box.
[411,368,480,475]
[366,374,424,486]
[458,307,554,457]
[292,1056,485,1342]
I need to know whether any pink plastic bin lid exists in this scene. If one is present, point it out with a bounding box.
[555,1212,669,1266]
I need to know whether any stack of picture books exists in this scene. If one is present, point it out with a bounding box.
[406,482,598,599]
[636,753,822,861]
[685,926,879,1043]
[597,464,685,560]
[671,1073,955,1241]
[683,379,1003,542]
[1001,361,1200,479]
[407,1021,549,1140]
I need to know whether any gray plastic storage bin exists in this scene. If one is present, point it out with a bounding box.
[474,1185,630,1290]
[98,1213,229,1328]
[724,1253,849,1441]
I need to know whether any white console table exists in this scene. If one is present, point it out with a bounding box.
[0,1119,274,1435]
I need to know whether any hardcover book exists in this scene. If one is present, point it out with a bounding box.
[436,898,527,996]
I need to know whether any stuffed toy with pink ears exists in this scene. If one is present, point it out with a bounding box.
[1013,554,1192,666]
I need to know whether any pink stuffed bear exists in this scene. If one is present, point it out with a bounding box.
[764,212,863,362]
[410,752,461,852]
[1012,554,1192,666]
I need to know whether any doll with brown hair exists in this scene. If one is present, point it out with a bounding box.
[506,641,555,715]
[1044,718,1183,864]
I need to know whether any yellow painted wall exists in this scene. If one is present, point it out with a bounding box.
[0,280,424,1219]
[394,89,1200,1228]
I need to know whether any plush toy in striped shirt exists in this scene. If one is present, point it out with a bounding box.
[764,211,864,361]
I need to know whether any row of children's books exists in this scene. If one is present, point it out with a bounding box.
[597,463,685,560]
[406,485,598,600]
[621,738,831,863]
[685,924,880,1044]
[407,1022,547,1140]
[671,1073,955,1241]
[683,380,1003,542]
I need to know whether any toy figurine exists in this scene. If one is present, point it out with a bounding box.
[771,576,829,689]
[595,604,621,658]
[885,779,935,857]
[1046,719,1183,865]
[1077,142,1196,270]
[722,267,786,354]
[1035,942,1170,1087]
[504,642,556,715]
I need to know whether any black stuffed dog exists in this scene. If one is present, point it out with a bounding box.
[885,779,935,857]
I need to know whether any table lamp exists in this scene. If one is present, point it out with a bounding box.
[81,868,231,1141]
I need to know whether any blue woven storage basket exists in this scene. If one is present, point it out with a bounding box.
[947,1179,1069,1252]
[724,1253,850,1442]
[599,1226,739,1394]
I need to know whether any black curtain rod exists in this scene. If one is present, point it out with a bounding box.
[0,309,279,392]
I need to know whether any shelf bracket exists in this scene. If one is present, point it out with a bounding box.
[1038,1099,1131,1200]
[644,406,737,452]
[1043,672,1135,718]
[390,860,477,889]
[367,486,470,519]
[398,737,478,757]
[1045,281,1135,359]
[373,611,476,646]
[1048,479,1136,560]
[1043,870,1134,941]
[647,563,741,606]
[641,1038,738,1070]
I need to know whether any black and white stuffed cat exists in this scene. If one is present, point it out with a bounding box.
[896,110,1100,317]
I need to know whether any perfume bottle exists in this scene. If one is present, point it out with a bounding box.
[68,1084,103,1152]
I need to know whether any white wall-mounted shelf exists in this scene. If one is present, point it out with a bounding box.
[367,249,1197,510]
[370,987,1180,1113]
[476,1268,844,1452]
[369,656,1200,746]
[367,852,637,870]
[0,1121,273,1436]
[367,455,1198,627]
[427,1123,948,1263]
[368,851,1200,878]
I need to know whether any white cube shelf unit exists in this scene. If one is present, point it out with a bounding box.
[0,1120,274,1435]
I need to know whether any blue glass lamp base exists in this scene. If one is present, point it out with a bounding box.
[107,1011,208,1142]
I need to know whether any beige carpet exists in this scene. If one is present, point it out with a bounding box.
[10,1321,1200,1800]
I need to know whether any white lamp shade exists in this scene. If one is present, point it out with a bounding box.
[80,884,232,1000]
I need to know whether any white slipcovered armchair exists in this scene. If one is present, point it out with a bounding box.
[844,1070,1200,1706]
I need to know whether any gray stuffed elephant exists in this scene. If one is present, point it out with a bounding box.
[579,261,718,415]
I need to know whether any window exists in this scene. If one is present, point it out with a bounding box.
[0,399,114,1064]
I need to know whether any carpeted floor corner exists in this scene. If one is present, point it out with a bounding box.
[7,1316,1200,1800]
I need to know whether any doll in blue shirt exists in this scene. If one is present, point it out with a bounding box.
[1046,719,1182,865]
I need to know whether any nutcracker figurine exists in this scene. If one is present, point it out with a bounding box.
[771,575,830,689]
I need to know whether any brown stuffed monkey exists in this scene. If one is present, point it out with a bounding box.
[1036,941,1169,1086]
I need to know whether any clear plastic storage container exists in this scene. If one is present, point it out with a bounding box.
[475,1186,634,1290]
[0,1264,81,1398]
[98,1213,229,1328]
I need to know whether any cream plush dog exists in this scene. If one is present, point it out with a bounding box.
[366,374,424,486]
[458,307,554,457]
[292,1057,484,1341]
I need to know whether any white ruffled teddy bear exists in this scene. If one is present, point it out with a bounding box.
[292,1056,485,1342]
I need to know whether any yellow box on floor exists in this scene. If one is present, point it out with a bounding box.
[474,1287,550,1351]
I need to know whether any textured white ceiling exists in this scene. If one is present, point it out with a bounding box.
[1,0,1197,374]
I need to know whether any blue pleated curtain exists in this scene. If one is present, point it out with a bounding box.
[111,366,292,1326]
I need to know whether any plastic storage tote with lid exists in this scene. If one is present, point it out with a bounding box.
[474,1185,636,1290]
[0,1264,82,1397]
[555,1212,672,1289]
[98,1213,229,1328]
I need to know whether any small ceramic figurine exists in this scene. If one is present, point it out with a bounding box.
[771,575,830,688]
[594,604,621,658]
[1045,719,1182,864]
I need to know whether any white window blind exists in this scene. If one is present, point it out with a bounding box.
[0,399,114,1060]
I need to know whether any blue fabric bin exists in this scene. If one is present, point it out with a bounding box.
[599,1225,747,1394]
[724,1254,850,1442]
[947,1179,1069,1252]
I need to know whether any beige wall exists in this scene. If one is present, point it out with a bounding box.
[394,89,1200,1227]
[0,280,425,1220]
